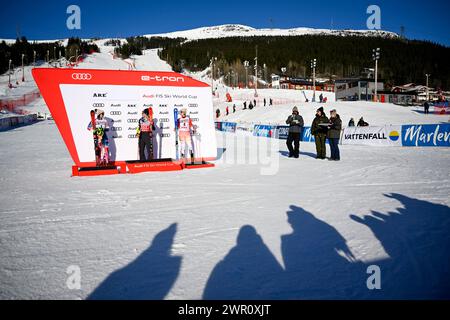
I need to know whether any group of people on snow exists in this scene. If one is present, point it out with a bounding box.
[348,117,369,127]
[137,108,196,163]
[217,98,275,118]
[286,106,342,161]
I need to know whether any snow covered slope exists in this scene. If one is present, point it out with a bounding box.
[0,121,449,299]
[144,24,398,41]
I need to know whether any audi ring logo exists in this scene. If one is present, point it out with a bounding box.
[110,111,122,116]
[92,103,104,108]
[71,73,92,80]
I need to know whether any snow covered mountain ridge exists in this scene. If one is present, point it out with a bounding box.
[143,24,399,40]
[1,24,399,44]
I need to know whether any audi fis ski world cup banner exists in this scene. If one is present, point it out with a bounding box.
[342,126,402,147]
[32,69,217,166]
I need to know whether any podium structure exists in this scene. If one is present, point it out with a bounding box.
[33,69,216,176]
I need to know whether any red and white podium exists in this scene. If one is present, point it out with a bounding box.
[32,68,217,176]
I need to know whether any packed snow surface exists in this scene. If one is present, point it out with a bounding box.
[0,39,449,300]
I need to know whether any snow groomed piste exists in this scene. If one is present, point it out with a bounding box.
[32,68,216,176]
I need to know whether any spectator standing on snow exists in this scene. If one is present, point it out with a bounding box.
[253,99,257,107]
[348,118,355,127]
[269,98,273,106]
[216,108,221,119]
[311,107,329,159]
[243,101,247,110]
[233,104,236,113]
[264,98,267,106]
[285,106,304,158]
[226,106,229,116]
[249,102,254,110]
[424,101,430,115]
[319,93,323,103]
[327,109,342,161]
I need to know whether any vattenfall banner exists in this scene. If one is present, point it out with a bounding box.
[32,69,217,166]
[342,126,402,146]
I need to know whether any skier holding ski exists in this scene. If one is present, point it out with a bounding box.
[177,108,195,163]
[137,108,155,161]
[87,109,110,166]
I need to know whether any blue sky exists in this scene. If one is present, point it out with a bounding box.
[1,0,449,46]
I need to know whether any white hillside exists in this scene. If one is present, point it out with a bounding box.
[144,24,398,41]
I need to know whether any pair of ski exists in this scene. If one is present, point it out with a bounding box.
[90,110,109,166]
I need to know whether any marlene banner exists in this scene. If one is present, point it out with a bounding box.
[215,121,237,133]
[402,124,450,147]
[32,68,217,166]
[342,125,402,146]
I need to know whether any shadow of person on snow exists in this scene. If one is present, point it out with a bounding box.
[87,223,181,300]
[350,193,450,299]
[279,205,366,299]
[279,151,317,159]
[202,194,450,299]
[203,225,284,300]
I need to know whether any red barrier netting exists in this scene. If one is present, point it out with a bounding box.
[0,90,41,115]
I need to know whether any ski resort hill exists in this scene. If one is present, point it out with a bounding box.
[0,48,171,117]
[143,24,399,41]
[1,42,447,128]
[1,24,398,45]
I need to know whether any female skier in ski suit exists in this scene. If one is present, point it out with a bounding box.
[177,108,195,161]
[87,109,110,165]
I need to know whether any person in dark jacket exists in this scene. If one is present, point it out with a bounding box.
[138,109,155,161]
[243,101,247,110]
[311,107,329,159]
[327,109,342,161]
[357,117,369,127]
[285,106,304,158]
[348,118,355,127]
[424,101,430,115]
[233,104,236,113]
